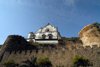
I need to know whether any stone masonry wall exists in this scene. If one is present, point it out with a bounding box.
[0,45,100,67]
[79,24,100,47]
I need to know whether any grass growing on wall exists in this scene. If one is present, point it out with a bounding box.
[31,43,56,48]
[3,59,19,67]
[68,37,78,42]
[72,55,93,67]
[93,22,100,31]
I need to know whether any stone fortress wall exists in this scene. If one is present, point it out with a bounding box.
[1,23,100,67]
[1,45,100,67]
[79,24,100,47]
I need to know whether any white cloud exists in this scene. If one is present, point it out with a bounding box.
[0,0,31,6]
[63,0,77,6]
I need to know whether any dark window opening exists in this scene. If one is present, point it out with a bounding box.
[42,34,46,39]
[46,29,50,32]
[48,34,53,39]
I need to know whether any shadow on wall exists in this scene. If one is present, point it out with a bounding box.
[4,35,37,51]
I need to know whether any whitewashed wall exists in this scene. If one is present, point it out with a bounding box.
[35,32,58,39]
[35,40,58,44]
[27,24,61,44]
[35,25,57,33]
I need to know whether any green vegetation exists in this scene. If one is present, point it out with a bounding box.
[72,55,93,67]
[31,43,40,47]
[68,37,78,42]
[20,56,52,67]
[3,59,19,67]
[93,22,100,31]
[36,57,52,67]
[58,40,65,45]
[20,56,37,67]
[93,22,100,28]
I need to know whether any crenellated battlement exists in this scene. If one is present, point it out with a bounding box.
[0,45,99,67]
[5,44,99,56]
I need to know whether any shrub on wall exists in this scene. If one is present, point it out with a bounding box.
[93,22,100,28]
[3,59,19,67]
[72,55,93,67]
[93,22,100,31]
[68,37,78,42]
[35,57,52,67]
[20,56,37,67]
[20,56,52,67]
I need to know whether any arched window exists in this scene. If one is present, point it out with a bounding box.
[33,34,35,39]
[42,34,46,39]
[48,34,53,39]
[45,29,50,32]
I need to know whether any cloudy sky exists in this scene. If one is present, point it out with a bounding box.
[0,0,100,44]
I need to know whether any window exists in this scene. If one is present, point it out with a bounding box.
[45,29,50,32]
[48,34,53,39]
[42,34,46,39]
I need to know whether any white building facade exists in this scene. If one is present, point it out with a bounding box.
[27,23,61,44]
